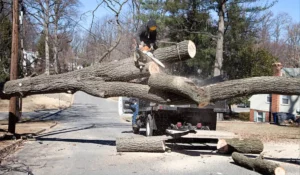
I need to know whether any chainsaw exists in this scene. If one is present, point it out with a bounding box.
[135,45,165,68]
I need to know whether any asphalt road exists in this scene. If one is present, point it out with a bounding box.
[1,91,299,175]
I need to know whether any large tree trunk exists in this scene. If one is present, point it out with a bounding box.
[214,0,226,76]
[217,138,263,154]
[44,0,50,75]
[116,137,167,152]
[232,152,285,175]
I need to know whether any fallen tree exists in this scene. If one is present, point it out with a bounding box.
[1,40,300,106]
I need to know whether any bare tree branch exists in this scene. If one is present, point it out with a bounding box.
[97,0,129,62]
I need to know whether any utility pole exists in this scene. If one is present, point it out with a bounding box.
[8,0,19,134]
[19,0,25,119]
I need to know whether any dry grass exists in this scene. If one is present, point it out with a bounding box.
[217,121,300,143]
[0,93,73,112]
[0,121,57,135]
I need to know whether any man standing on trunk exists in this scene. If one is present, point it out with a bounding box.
[133,19,158,68]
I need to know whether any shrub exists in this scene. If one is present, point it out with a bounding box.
[238,112,250,121]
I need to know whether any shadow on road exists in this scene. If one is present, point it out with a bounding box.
[169,149,231,157]
[244,154,300,165]
[36,125,96,138]
[35,137,116,146]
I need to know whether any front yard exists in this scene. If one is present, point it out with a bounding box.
[217,121,300,143]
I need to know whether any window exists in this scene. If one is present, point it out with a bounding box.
[254,111,265,122]
[257,112,264,122]
[267,94,272,103]
[281,95,289,105]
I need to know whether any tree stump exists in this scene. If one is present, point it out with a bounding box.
[217,138,263,154]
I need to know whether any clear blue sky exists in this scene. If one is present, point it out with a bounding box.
[271,0,300,22]
[78,0,300,28]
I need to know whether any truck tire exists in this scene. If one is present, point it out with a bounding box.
[146,114,154,137]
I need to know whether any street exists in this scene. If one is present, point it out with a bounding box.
[1,92,299,175]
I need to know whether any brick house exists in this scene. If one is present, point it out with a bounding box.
[249,63,300,122]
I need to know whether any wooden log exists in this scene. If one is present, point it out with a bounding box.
[116,137,167,152]
[154,40,196,62]
[217,138,264,154]
[232,152,285,175]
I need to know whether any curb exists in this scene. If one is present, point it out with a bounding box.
[0,122,58,159]
[0,139,23,159]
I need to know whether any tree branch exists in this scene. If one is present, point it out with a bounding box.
[148,74,300,106]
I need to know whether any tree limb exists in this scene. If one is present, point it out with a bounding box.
[148,74,300,106]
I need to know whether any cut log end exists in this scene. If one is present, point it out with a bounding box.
[216,139,228,153]
[198,102,209,108]
[274,167,286,175]
[188,40,196,58]
[148,62,160,74]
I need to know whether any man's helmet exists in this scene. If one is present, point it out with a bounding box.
[147,19,157,31]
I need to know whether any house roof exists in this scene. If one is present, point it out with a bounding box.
[282,68,300,77]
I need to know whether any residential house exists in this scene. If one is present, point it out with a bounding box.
[249,63,300,122]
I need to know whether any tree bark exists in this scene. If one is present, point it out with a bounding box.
[217,138,263,154]
[232,152,286,175]
[214,0,226,76]
[116,137,166,152]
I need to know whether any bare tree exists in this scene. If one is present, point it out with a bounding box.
[92,0,129,63]
[52,0,79,74]
[272,12,292,43]
[25,0,52,75]
[259,11,274,48]
[285,23,300,67]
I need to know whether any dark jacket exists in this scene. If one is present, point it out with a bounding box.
[135,24,157,49]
